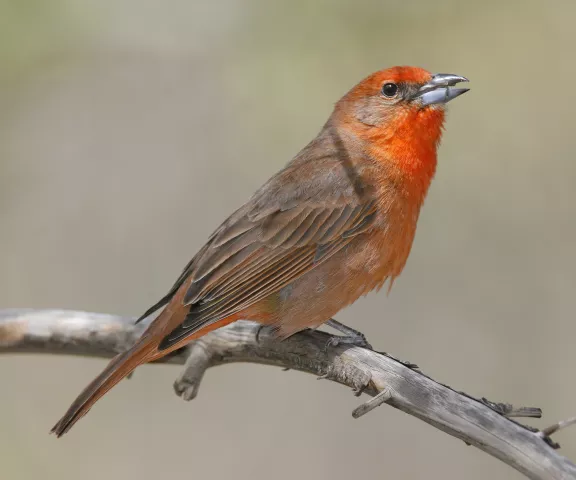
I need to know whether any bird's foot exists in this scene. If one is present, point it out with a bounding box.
[325,334,372,350]
[324,319,417,368]
[325,319,373,350]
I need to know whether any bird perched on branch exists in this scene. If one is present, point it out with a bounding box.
[52,66,468,436]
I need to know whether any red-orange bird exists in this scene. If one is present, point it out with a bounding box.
[51,66,468,436]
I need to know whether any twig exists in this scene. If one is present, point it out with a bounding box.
[541,417,576,438]
[539,417,576,450]
[1,308,575,480]
[480,398,543,419]
[352,387,392,418]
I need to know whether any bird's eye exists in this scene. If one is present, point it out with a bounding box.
[381,83,399,98]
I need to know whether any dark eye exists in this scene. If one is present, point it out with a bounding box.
[381,83,398,98]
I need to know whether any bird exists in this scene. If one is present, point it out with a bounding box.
[51,66,468,437]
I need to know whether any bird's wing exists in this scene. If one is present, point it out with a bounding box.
[150,154,378,350]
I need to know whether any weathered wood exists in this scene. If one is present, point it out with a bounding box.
[1,308,575,479]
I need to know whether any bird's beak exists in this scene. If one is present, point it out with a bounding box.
[415,73,469,106]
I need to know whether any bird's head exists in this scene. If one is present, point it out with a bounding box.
[334,66,468,183]
[336,66,468,136]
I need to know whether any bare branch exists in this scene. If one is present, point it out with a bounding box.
[1,308,575,480]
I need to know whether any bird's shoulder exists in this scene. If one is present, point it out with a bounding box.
[226,126,379,226]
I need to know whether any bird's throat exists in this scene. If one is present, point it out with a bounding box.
[362,108,443,203]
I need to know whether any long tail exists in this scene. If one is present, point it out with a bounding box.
[50,339,155,437]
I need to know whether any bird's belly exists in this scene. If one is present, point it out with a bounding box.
[271,229,413,337]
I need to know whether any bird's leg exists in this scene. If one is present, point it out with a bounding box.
[325,319,373,350]
[325,319,418,369]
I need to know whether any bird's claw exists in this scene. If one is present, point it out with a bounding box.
[325,334,373,351]
[324,318,373,351]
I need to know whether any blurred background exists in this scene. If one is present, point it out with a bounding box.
[1,0,575,478]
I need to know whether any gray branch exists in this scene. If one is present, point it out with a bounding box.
[1,308,575,479]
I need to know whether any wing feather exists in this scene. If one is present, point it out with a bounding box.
[151,149,380,350]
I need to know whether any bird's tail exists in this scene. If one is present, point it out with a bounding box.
[50,338,155,437]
